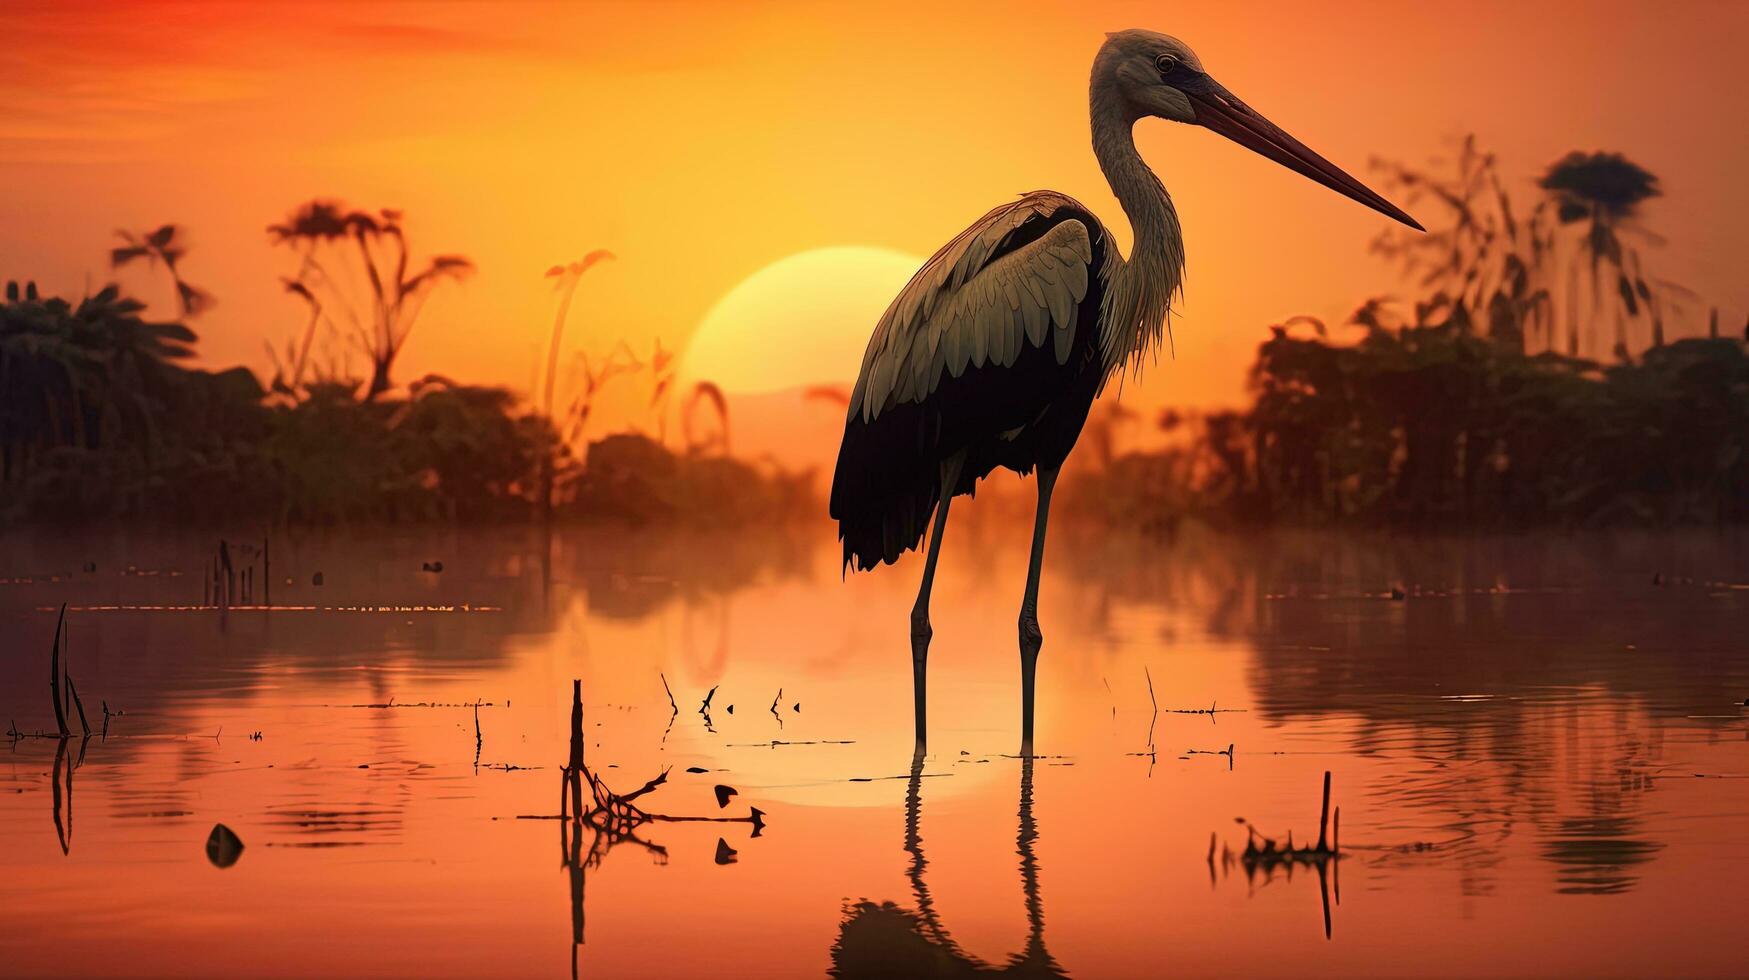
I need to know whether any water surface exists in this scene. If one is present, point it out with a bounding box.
[2,525,1746,977]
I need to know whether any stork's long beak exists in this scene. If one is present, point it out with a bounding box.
[1187,80,1423,231]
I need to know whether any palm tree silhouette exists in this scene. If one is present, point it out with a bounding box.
[2,282,195,478]
[268,201,472,400]
[111,224,212,317]
[1538,152,1663,359]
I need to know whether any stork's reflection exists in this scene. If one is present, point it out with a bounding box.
[831,757,1067,978]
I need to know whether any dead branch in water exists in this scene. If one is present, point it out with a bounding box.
[660,673,678,714]
[65,671,91,737]
[560,679,762,842]
[1209,770,1344,939]
[16,606,101,742]
[1214,770,1342,869]
[1186,743,1236,769]
[49,605,69,737]
[660,672,679,745]
[1170,700,1247,718]
[727,739,855,748]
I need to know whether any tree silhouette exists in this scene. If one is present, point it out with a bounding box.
[681,380,731,455]
[1538,151,1668,359]
[2,281,196,481]
[267,201,472,400]
[1370,136,1555,351]
[539,251,614,521]
[111,224,212,317]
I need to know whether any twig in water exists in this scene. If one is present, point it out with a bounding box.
[1208,770,1344,939]
[1138,666,1159,776]
[49,604,69,738]
[65,672,91,737]
[1170,700,1247,719]
[558,680,762,839]
[726,739,855,748]
[1186,742,1235,770]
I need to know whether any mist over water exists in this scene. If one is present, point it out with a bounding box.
[2,525,1745,977]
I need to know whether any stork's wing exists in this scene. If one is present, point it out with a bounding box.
[848,192,1101,424]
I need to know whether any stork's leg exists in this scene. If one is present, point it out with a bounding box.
[1017,465,1059,757]
[911,452,965,761]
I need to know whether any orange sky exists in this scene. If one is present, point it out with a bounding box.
[2,0,1746,429]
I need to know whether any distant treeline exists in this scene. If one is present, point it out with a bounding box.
[6,145,1744,531]
[0,281,807,526]
[1068,328,1748,531]
[1066,141,1748,532]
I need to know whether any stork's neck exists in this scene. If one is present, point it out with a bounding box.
[1090,82,1184,374]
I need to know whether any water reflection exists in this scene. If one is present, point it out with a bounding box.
[1058,528,1745,899]
[2,526,1747,976]
[831,758,1064,978]
[51,738,70,854]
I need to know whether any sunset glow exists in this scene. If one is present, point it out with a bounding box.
[4,0,1744,455]
[4,5,1749,977]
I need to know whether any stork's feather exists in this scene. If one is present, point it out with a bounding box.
[848,193,1114,424]
[831,192,1119,570]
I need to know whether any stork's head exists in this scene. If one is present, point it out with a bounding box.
[1096,29,1421,230]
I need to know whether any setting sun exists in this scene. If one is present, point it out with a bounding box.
[681,246,922,397]
[2,3,1747,978]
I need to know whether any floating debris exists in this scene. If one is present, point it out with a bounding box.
[1389,586,1407,601]
[1187,743,1236,770]
[206,823,245,868]
[1217,770,1336,868]
[1170,700,1247,718]
[684,766,709,774]
[421,560,444,573]
[727,739,855,748]
[1209,771,1343,939]
[311,572,324,586]
[550,679,764,853]
[337,699,497,709]
[714,785,738,808]
[715,838,738,865]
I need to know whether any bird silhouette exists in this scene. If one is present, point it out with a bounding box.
[830,29,1419,759]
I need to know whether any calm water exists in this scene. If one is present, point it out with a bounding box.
[2,523,1746,978]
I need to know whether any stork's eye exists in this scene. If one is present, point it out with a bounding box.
[1154,54,1179,78]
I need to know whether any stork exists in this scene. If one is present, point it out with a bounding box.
[829,29,1420,759]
